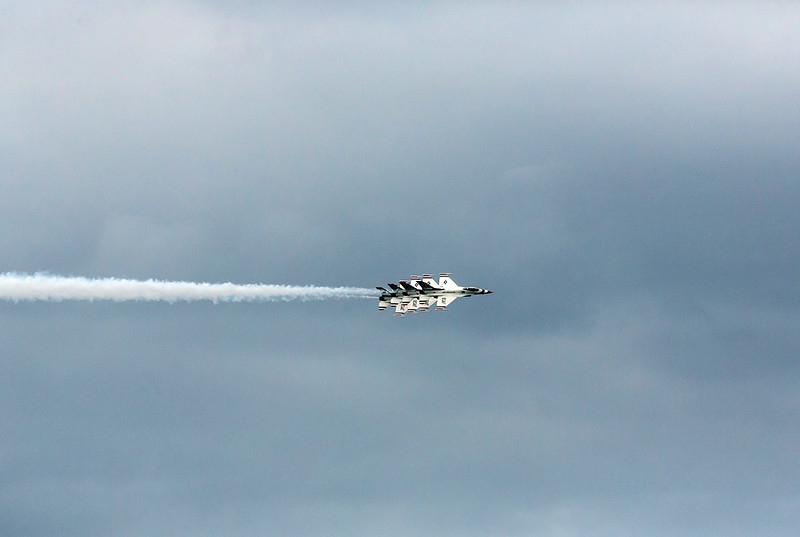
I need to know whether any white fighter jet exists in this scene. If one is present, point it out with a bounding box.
[376,273,492,316]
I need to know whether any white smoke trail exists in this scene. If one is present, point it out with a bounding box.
[0,273,380,303]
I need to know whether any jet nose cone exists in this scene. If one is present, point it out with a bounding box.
[485,290,492,294]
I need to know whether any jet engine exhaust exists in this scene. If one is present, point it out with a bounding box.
[0,273,380,303]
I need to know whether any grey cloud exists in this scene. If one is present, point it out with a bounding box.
[2,2,800,536]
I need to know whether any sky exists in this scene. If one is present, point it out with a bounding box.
[2,2,800,535]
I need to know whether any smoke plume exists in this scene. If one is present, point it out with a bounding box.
[0,273,379,303]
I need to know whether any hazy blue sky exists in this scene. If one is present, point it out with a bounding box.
[2,2,799,536]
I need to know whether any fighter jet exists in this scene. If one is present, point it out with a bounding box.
[377,273,492,316]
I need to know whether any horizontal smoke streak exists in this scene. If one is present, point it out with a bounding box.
[0,273,379,303]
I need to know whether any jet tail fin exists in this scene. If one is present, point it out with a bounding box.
[438,273,459,290]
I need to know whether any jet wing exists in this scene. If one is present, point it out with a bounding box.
[416,295,436,311]
[406,297,422,313]
[394,299,409,316]
[435,295,460,311]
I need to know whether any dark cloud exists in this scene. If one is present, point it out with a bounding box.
[2,2,800,536]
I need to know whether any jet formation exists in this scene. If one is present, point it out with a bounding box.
[377,273,492,316]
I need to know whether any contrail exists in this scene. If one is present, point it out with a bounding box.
[0,273,380,303]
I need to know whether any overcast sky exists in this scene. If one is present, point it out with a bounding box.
[2,2,800,536]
